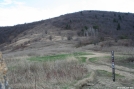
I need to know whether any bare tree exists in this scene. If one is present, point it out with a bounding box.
[87,27,99,45]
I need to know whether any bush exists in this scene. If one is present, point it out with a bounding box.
[114,13,116,16]
[113,18,118,23]
[119,35,128,39]
[93,25,99,29]
[102,14,104,17]
[118,15,122,21]
[117,23,121,30]
[80,11,83,15]
[77,31,83,36]
[127,57,134,63]
[75,38,92,47]
[45,30,48,34]
[84,26,88,30]
[67,36,72,40]
[100,37,104,41]
[95,15,97,18]
[49,35,52,40]
[65,24,71,29]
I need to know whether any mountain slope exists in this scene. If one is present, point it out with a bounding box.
[0,10,134,51]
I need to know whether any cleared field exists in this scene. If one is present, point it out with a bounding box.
[4,50,134,89]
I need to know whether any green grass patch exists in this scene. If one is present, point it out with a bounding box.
[28,54,70,61]
[76,57,87,63]
[114,55,128,61]
[97,70,124,78]
[62,85,69,89]
[112,55,134,69]
[89,56,111,63]
[28,52,92,62]
[8,66,17,71]
[89,57,98,62]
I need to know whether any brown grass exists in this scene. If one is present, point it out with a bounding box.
[6,57,89,89]
[74,71,97,89]
[0,52,8,83]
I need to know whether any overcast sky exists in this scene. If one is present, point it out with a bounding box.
[0,0,134,26]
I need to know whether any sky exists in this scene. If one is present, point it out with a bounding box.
[0,0,134,26]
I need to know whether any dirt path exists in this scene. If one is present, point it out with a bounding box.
[87,63,134,79]
[79,52,110,60]
[81,52,134,79]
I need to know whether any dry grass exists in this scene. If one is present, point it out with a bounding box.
[74,71,97,89]
[101,46,134,54]
[6,57,89,89]
[90,45,134,55]
[75,37,93,48]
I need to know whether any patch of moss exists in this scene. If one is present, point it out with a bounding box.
[97,70,124,78]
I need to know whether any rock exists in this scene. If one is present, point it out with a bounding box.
[0,52,10,89]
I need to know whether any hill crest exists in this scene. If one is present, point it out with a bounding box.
[0,10,134,51]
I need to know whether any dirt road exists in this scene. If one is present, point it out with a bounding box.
[82,52,134,79]
[76,52,134,89]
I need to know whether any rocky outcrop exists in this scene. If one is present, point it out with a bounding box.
[0,52,10,89]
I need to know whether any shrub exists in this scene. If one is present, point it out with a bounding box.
[67,35,72,40]
[95,15,97,18]
[113,18,118,23]
[49,35,52,40]
[119,35,128,39]
[75,38,92,47]
[100,37,104,41]
[114,13,116,16]
[70,20,72,23]
[127,57,134,63]
[117,23,121,30]
[125,13,128,15]
[84,26,88,30]
[45,30,48,34]
[80,11,83,15]
[118,15,122,21]
[65,24,71,29]
[93,25,99,29]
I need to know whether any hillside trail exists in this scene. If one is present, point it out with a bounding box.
[79,51,134,80]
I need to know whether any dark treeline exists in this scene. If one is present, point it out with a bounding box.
[0,20,45,44]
